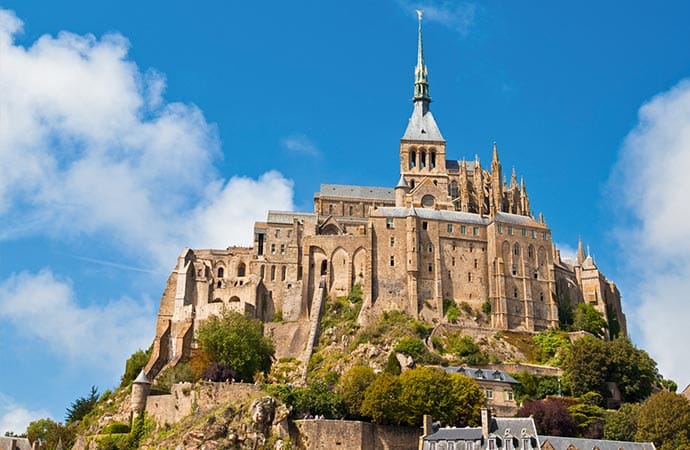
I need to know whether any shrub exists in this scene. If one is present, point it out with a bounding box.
[385,352,402,375]
[101,422,130,434]
[154,363,194,392]
[202,362,236,382]
[482,300,492,315]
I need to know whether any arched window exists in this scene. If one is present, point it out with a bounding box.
[528,245,534,259]
[281,266,287,281]
[237,262,246,277]
[410,150,416,168]
[320,260,328,276]
[217,267,224,278]
[420,150,427,169]
[513,243,520,256]
[270,265,276,281]
[260,265,265,279]
[430,150,436,168]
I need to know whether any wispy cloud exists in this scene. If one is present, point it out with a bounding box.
[397,1,477,35]
[0,8,294,267]
[281,133,320,157]
[610,78,690,387]
[0,393,51,435]
[555,241,577,263]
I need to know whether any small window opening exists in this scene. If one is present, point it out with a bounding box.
[217,267,224,278]
[422,221,428,230]
[390,256,395,267]
[237,263,246,277]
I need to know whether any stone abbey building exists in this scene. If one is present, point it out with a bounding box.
[144,16,626,377]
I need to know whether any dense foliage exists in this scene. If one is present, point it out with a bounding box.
[635,391,690,450]
[25,418,74,449]
[196,309,275,382]
[604,403,639,441]
[517,398,576,436]
[120,347,151,387]
[336,366,376,419]
[571,303,608,338]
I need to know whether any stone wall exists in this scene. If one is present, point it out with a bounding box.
[293,419,419,450]
[145,382,262,426]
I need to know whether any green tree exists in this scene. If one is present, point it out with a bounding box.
[635,391,690,450]
[607,338,657,403]
[533,329,571,366]
[572,303,608,338]
[337,366,376,419]
[569,400,606,438]
[604,403,639,441]
[25,418,74,449]
[153,362,194,392]
[361,373,402,424]
[65,386,98,424]
[120,347,152,387]
[384,352,402,375]
[196,309,275,381]
[448,373,484,427]
[562,336,609,398]
[291,380,345,419]
[398,367,457,427]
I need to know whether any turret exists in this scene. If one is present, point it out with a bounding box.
[491,142,503,213]
[130,370,151,416]
[395,174,410,207]
[576,236,586,265]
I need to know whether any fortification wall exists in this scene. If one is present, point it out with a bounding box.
[293,419,419,450]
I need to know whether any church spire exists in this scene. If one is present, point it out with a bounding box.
[413,10,430,104]
[576,235,586,265]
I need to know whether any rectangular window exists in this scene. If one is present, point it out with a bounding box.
[485,388,493,399]
[428,245,433,253]
[498,224,503,234]
[468,273,472,282]
[386,218,394,229]
[422,221,428,230]
[349,205,354,216]
[452,257,456,266]
[447,224,453,233]
[390,256,395,267]
[542,232,547,240]
[287,230,292,238]
[280,244,285,254]
[531,230,536,239]
[428,263,433,272]
[474,259,478,269]
[508,226,513,235]
[473,227,479,236]
[257,233,265,256]
[275,229,280,238]
[271,244,276,254]
[390,237,395,247]
[505,391,514,401]
[522,228,527,237]
[460,225,466,234]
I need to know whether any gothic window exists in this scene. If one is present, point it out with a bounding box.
[450,181,458,199]
[217,267,224,278]
[528,245,534,258]
[410,149,417,168]
[237,263,246,277]
[514,243,520,256]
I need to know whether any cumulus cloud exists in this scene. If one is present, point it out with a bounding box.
[281,133,320,157]
[611,78,690,387]
[0,270,155,366]
[0,7,294,265]
[397,1,477,35]
[555,241,577,263]
[0,393,50,435]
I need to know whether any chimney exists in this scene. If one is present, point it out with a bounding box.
[481,408,491,439]
[419,414,434,450]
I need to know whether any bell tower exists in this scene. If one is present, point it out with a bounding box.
[398,10,450,210]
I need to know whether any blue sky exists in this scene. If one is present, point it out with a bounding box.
[2,0,690,433]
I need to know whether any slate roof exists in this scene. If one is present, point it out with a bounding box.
[492,417,539,439]
[425,427,483,442]
[373,207,489,224]
[402,101,445,142]
[133,369,151,385]
[444,366,519,384]
[266,210,316,224]
[446,160,479,171]
[540,436,656,450]
[316,184,396,201]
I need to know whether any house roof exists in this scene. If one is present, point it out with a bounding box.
[540,436,656,450]
[424,427,483,442]
[444,366,519,384]
[266,210,316,224]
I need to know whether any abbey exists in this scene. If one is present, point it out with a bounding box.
[144,16,626,377]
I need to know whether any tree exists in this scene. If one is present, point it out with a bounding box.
[196,309,275,382]
[635,391,690,450]
[562,336,609,398]
[572,303,608,338]
[337,366,376,419]
[518,398,576,437]
[569,400,606,439]
[384,352,402,375]
[25,418,74,449]
[361,373,402,424]
[65,386,98,424]
[607,338,657,403]
[604,403,639,441]
[154,363,194,391]
[448,373,484,427]
[397,367,457,427]
[120,347,151,387]
[291,380,346,419]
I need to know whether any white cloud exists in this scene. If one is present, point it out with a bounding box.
[555,241,577,263]
[397,1,477,35]
[0,270,155,367]
[0,393,50,436]
[0,8,294,266]
[611,78,690,388]
[281,133,320,157]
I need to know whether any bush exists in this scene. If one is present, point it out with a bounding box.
[154,363,194,392]
[482,300,492,315]
[337,366,376,419]
[533,329,571,366]
[101,422,131,434]
[120,347,152,387]
[202,362,236,382]
[447,334,488,365]
[291,380,346,419]
[385,352,402,375]
[446,304,460,323]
